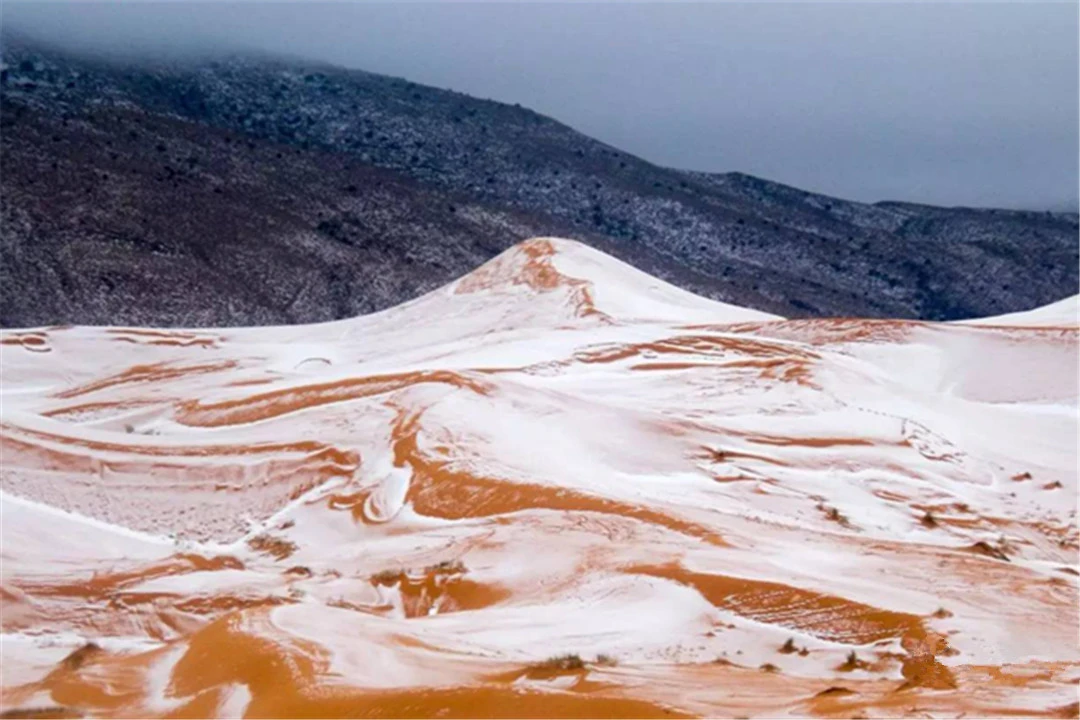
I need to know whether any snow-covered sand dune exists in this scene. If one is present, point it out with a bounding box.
[2,238,1077,718]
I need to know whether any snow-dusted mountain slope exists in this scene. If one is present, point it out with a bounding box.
[2,238,1077,718]
[4,36,1079,328]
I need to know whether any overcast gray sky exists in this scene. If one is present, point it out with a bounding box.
[4,1,1077,210]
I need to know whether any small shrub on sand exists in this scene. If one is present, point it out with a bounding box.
[920,510,938,528]
[969,540,1010,562]
[594,654,618,667]
[707,448,727,462]
[779,637,797,654]
[246,533,297,560]
[425,559,466,575]
[818,503,852,528]
[531,654,585,672]
[759,663,779,673]
[837,650,870,672]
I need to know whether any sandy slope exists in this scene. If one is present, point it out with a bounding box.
[959,296,1078,328]
[1,238,1077,719]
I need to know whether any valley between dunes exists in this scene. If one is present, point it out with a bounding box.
[1,238,1077,719]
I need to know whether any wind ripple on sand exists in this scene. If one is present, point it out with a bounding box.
[1,238,1077,718]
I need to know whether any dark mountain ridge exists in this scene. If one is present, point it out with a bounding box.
[2,34,1076,327]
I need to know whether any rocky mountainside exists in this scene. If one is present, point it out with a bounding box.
[2,35,1077,327]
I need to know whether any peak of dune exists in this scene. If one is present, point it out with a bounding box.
[1,237,1077,718]
[443,237,779,326]
[959,294,1078,327]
